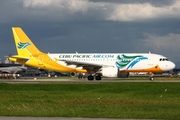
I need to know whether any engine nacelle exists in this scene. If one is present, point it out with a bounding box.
[101,67,129,78]
[70,72,76,77]
[101,67,118,77]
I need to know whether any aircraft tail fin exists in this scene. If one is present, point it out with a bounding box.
[12,27,44,56]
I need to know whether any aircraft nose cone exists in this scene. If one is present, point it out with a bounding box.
[170,62,176,70]
[161,61,175,71]
[167,61,176,71]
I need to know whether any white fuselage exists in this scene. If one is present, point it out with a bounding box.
[48,53,175,73]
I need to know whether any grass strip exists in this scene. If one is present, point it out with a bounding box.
[0,82,179,119]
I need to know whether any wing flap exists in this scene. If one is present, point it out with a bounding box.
[59,59,102,72]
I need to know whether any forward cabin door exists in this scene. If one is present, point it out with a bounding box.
[148,54,154,66]
[38,55,44,65]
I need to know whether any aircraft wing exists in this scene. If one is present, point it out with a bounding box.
[59,60,103,72]
[0,69,11,73]
[0,66,27,73]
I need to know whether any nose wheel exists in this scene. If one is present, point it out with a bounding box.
[150,73,154,81]
[150,77,154,81]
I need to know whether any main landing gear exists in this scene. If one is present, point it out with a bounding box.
[87,74,102,81]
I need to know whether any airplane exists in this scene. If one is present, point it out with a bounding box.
[0,65,27,74]
[9,27,175,81]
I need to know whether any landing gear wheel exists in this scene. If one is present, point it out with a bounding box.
[87,75,94,81]
[150,77,154,81]
[95,75,102,80]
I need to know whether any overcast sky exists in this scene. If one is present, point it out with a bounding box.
[0,0,180,66]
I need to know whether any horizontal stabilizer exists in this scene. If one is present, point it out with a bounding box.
[9,55,29,63]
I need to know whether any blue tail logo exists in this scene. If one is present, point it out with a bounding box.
[18,42,31,49]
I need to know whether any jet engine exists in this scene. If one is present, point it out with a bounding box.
[101,67,129,78]
[70,72,76,77]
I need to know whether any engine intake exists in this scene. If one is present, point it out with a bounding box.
[70,72,76,77]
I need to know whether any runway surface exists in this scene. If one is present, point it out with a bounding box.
[0,77,180,83]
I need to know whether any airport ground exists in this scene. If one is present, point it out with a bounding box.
[1,75,180,83]
[0,117,137,120]
[0,77,180,119]
[0,117,121,120]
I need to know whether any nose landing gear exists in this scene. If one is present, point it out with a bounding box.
[150,77,154,81]
[149,73,154,81]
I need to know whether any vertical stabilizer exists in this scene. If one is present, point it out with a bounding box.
[12,27,43,56]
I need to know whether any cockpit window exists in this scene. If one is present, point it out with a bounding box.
[159,58,168,61]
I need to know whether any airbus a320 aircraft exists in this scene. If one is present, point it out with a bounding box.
[0,66,27,74]
[9,27,175,81]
